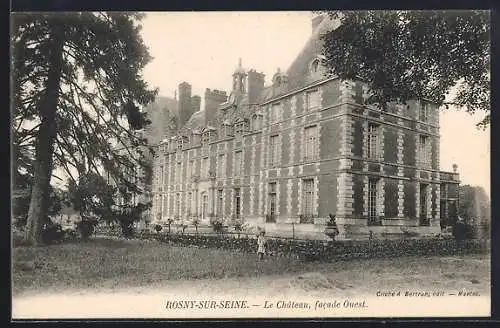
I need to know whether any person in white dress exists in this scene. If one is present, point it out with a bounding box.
[257,231,267,260]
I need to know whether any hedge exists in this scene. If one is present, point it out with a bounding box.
[100,229,490,262]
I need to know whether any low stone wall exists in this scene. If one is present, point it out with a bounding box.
[109,230,489,261]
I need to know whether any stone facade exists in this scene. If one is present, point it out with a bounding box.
[148,14,460,240]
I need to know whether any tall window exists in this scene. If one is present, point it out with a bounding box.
[217,189,223,216]
[159,166,164,192]
[419,102,429,122]
[305,89,320,111]
[301,179,315,221]
[367,178,381,225]
[269,135,280,167]
[176,162,182,184]
[186,161,192,181]
[234,151,242,176]
[217,154,226,177]
[186,192,192,215]
[190,160,196,178]
[418,135,430,167]
[420,184,429,226]
[234,188,241,218]
[267,182,277,222]
[202,157,209,178]
[175,193,181,217]
[270,103,281,124]
[304,125,318,161]
[367,123,379,160]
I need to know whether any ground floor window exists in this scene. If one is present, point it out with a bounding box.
[367,178,381,226]
[420,183,429,226]
[234,188,241,218]
[300,178,315,223]
[267,182,277,222]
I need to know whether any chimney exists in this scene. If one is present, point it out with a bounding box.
[204,88,227,126]
[247,69,265,104]
[312,14,325,32]
[178,82,192,127]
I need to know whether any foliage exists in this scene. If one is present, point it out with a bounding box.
[11,12,158,245]
[41,219,65,245]
[320,10,490,128]
[458,185,490,222]
[76,216,99,239]
[154,224,162,233]
[67,171,116,218]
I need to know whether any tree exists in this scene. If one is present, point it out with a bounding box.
[67,171,116,219]
[320,10,490,128]
[11,13,157,245]
[459,185,490,222]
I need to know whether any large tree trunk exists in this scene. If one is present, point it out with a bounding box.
[25,22,65,246]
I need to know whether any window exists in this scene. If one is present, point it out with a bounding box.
[367,123,379,160]
[420,184,429,226]
[419,102,429,122]
[202,157,209,178]
[202,132,209,144]
[234,188,241,218]
[367,178,381,225]
[159,166,164,192]
[301,179,315,221]
[305,89,320,111]
[235,123,244,138]
[440,183,447,199]
[311,59,319,74]
[186,161,192,181]
[270,103,281,124]
[176,162,182,184]
[186,192,192,215]
[267,182,277,222]
[217,189,223,216]
[418,135,430,167]
[269,135,280,167]
[304,125,318,161]
[218,154,226,178]
[177,138,183,150]
[175,193,181,217]
[234,151,242,176]
[253,114,262,130]
[190,160,196,179]
[224,124,234,137]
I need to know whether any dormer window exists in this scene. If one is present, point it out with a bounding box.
[252,114,263,131]
[176,138,183,150]
[311,59,320,74]
[201,132,209,144]
[223,123,234,137]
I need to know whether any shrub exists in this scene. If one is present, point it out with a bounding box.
[211,218,225,234]
[154,224,162,233]
[41,220,65,245]
[76,216,98,239]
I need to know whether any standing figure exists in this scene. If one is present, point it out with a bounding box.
[257,231,267,260]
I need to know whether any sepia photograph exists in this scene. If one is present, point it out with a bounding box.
[11,10,491,319]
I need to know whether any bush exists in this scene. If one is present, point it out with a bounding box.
[41,220,65,245]
[154,224,162,233]
[76,216,98,239]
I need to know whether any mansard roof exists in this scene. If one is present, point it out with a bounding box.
[285,14,340,91]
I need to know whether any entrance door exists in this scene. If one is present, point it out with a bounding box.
[201,193,208,220]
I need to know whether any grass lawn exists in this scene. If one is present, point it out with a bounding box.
[12,237,491,297]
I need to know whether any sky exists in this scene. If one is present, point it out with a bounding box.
[139,11,490,196]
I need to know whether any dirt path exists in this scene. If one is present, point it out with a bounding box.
[12,265,490,319]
